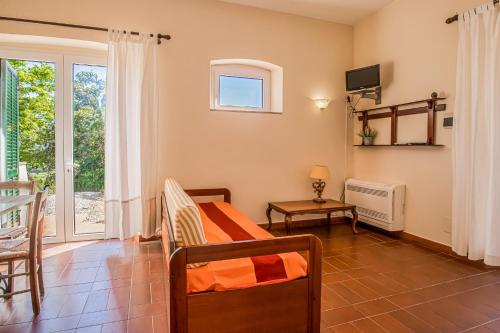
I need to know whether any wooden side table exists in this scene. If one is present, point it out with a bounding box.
[266,199,358,235]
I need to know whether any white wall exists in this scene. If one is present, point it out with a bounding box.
[0,0,353,224]
[352,0,485,245]
[3,0,482,245]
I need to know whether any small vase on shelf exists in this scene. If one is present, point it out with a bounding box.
[358,126,377,146]
[363,136,374,146]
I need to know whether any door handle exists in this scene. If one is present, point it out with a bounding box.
[65,162,80,173]
[65,162,74,173]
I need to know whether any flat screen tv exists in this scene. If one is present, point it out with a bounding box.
[346,64,380,92]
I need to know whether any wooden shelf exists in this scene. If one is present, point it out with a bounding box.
[354,144,445,147]
[356,94,447,146]
[353,97,446,113]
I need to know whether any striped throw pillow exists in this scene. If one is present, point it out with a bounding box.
[164,178,208,267]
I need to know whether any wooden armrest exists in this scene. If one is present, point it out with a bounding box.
[178,234,319,264]
[184,188,231,204]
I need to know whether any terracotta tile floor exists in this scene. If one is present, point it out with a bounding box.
[273,224,500,333]
[1,223,499,332]
[0,239,166,333]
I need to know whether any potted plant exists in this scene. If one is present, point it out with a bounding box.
[358,126,377,145]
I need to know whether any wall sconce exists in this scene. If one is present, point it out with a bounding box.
[314,98,331,110]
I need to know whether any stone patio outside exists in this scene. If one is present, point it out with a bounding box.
[43,192,104,237]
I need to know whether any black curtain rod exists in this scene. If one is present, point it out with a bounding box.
[0,16,171,44]
[446,0,499,24]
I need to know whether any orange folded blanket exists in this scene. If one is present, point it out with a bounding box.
[186,201,308,294]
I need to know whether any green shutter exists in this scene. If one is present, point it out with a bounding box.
[0,60,20,227]
[1,60,20,181]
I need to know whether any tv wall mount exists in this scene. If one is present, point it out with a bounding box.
[350,86,382,105]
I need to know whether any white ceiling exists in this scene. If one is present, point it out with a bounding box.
[218,0,394,25]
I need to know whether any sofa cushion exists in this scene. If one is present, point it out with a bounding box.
[186,201,308,293]
[164,178,208,249]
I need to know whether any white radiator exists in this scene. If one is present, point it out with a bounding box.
[345,178,406,231]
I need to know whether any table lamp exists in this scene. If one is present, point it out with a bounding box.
[309,165,330,203]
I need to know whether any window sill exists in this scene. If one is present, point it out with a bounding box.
[210,108,282,114]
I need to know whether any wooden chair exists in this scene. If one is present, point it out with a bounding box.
[0,180,37,239]
[0,181,38,296]
[0,190,47,315]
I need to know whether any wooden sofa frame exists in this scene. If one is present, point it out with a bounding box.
[161,188,322,333]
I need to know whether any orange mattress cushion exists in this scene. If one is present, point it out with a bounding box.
[186,201,308,293]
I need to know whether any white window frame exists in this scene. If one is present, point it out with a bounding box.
[0,48,65,244]
[0,46,107,244]
[211,64,272,113]
[63,55,107,243]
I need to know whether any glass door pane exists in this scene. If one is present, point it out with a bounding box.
[69,62,106,237]
[4,59,58,238]
[2,51,105,243]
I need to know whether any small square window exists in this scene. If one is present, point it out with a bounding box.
[219,75,263,109]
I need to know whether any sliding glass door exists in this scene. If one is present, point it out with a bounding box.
[0,49,106,243]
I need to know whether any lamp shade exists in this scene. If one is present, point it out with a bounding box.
[309,165,330,180]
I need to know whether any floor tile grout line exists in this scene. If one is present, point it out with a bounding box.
[459,315,500,332]
[330,254,368,270]
[399,307,447,332]
[321,283,352,308]
[5,243,146,329]
[148,245,154,308]
[150,313,155,333]
[75,283,96,321]
[387,273,500,309]
[324,303,434,332]
[368,317,392,333]
[376,268,497,297]
[321,299,404,330]
[327,322,363,332]
[126,242,138,321]
[322,286,406,330]
[360,281,500,333]
[322,240,381,253]
[341,269,405,302]
[333,279,374,304]
[321,239,386,255]
[353,273,411,297]
[322,252,500,310]
[318,229,500,331]
[332,316,391,333]
[381,297,445,333]
[323,248,457,275]
[337,271,499,310]
[72,244,134,330]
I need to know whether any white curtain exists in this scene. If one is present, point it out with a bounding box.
[453,3,500,266]
[105,30,159,240]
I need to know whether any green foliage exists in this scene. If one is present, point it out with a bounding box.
[9,60,105,192]
[72,70,105,192]
[358,126,377,138]
[9,60,56,191]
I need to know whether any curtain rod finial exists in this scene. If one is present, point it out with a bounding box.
[158,33,171,40]
[446,14,459,24]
